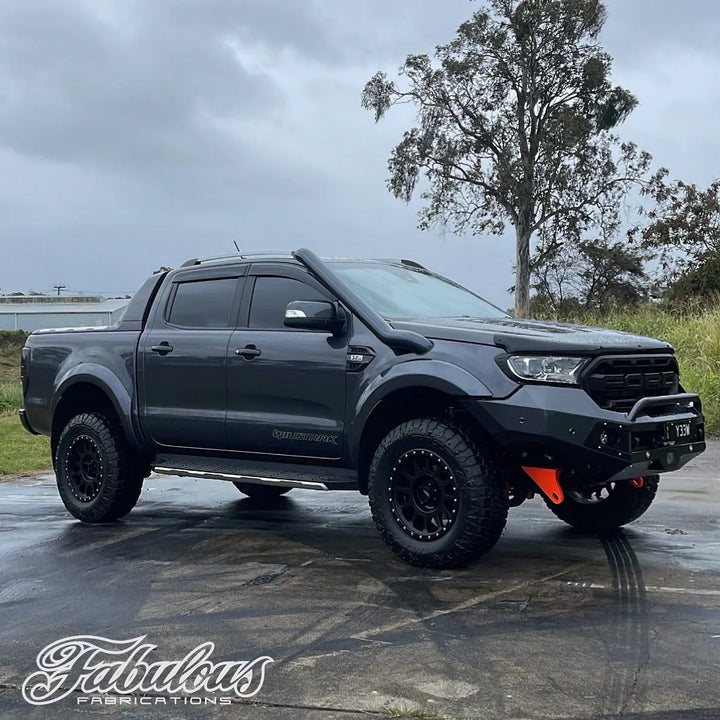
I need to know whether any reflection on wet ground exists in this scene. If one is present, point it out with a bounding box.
[0,462,719,719]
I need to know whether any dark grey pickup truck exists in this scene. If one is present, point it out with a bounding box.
[19,249,706,567]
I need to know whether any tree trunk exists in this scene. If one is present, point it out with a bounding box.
[514,222,532,318]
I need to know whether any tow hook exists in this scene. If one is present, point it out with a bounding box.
[629,477,645,488]
[521,467,564,505]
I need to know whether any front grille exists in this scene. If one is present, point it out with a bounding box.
[582,354,679,412]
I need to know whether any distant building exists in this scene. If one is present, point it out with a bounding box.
[0,295,130,331]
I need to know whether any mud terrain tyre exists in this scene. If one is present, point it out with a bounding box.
[232,483,290,500]
[368,418,508,568]
[55,412,143,523]
[544,476,659,532]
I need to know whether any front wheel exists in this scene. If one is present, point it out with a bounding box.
[368,418,508,568]
[544,476,659,532]
[55,412,144,523]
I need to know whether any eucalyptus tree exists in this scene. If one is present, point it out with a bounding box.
[363,0,650,317]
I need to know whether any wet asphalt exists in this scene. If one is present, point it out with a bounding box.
[0,446,719,720]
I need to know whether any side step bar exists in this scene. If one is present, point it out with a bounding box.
[152,466,329,491]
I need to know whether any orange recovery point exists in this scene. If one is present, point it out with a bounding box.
[522,466,564,505]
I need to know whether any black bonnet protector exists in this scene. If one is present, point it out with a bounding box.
[493,326,672,356]
[392,317,671,357]
[488,318,670,355]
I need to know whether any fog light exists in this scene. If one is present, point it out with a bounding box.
[599,428,619,447]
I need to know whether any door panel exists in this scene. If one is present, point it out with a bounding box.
[140,273,243,449]
[226,273,347,459]
[226,330,347,457]
[141,329,232,448]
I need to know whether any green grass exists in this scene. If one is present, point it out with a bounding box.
[0,380,23,412]
[0,334,48,475]
[547,305,720,436]
[0,412,52,476]
[0,330,25,412]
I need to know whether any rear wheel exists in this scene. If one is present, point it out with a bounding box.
[232,482,291,500]
[55,412,144,523]
[544,476,659,532]
[368,418,508,568]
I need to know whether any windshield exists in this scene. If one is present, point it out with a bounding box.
[331,262,508,321]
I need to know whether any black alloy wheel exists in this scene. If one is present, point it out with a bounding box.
[65,435,105,502]
[388,448,460,541]
[55,412,145,523]
[368,417,508,568]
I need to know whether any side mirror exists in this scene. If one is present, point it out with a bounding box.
[284,300,346,334]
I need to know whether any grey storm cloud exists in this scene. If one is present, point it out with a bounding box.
[0,0,718,301]
[0,2,283,181]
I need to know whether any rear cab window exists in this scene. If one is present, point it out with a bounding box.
[167,277,239,328]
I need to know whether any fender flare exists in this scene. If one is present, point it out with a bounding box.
[51,364,142,449]
[351,360,493,461]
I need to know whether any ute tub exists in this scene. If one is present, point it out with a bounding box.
[465,385,705,486]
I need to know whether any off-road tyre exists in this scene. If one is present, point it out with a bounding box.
[55,412,143,523]
[232,482,291,500]
[368,418,508,568]
[544,476,660,532]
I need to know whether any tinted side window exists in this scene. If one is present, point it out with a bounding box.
[249,276,325,329]
[168,278,238,328]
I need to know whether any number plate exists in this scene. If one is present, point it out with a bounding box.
[665,421,692,442]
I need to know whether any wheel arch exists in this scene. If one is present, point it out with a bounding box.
[352,361,494,494]
[51,371,140,461]
[355,380,494,496]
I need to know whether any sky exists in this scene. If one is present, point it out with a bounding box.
[1,0,719,305]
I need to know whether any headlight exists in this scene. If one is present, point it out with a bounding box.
[506,355,587,385]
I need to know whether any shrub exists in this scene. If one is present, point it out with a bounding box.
[664,255,720,309]
[0,330,29,351]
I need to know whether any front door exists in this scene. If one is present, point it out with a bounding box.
[226,271,347,459]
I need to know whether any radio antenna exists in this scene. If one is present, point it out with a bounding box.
[233,241,240,252]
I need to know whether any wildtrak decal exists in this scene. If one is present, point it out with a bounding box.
[272,429,339,445]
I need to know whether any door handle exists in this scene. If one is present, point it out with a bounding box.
[235,345,261,359]
[151,343,174,355]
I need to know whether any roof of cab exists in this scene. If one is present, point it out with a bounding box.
[180,251,426,271]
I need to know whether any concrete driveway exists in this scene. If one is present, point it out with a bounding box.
[1,445,719,719]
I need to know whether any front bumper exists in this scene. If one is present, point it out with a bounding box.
[464,386,705,488]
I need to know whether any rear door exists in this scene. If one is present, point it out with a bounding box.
[140,266,245,449]
[226,264,347,459]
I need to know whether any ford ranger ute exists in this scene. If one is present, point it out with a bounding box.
[19,249,706,568]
